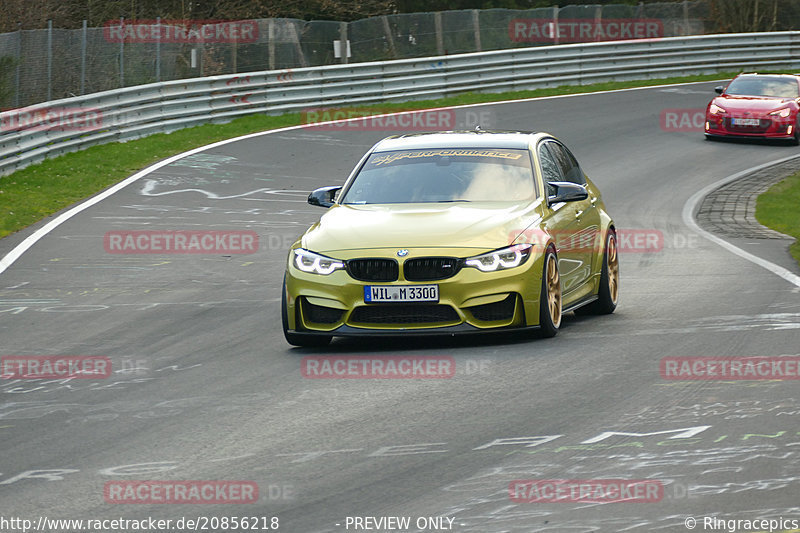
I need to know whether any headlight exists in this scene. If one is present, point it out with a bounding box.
[292,248,344,275]
[465,244,533,272]
[768,108,791,118]
[709,104,726,115]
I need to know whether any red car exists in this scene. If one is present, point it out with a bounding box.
[704,73,800,144]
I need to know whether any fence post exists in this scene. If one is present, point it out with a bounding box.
[199,30,204,76]
[232,26,238,73]
[289,22,307,67]
[552,6,559,45]
[594,6,602,41]
[14,22,21,108]
[119,17,125,87]
[47,20,52,101]
[268,19,276,70]
[80,20,87,94]
[381,15,397,58]
[434,12,444,55]
[472,10,481,52]
[684,0,690,35]
[771,0,778,31]
[339,22,349,64]
[156,16,161,82]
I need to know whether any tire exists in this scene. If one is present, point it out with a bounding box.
[576,229,619,315]
[281,277,332,348]
[792,119,800,146]
[535,246,561,338]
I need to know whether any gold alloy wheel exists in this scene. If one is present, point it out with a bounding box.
[607,233,619,305]
[546,254,562,328]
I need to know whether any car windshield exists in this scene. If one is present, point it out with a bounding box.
[726,76,800,98]
[340,148,536,204]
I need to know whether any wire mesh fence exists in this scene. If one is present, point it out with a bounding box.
[0,0,797,110]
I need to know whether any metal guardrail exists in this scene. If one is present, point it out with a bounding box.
[1,31,799,177]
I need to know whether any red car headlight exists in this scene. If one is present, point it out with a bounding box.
[708,104,726,115]
[768,108,792,118]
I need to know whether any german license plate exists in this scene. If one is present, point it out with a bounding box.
[364,285,439,303]
[732,118,760,126]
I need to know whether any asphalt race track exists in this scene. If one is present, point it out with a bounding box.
[2,81,800,532]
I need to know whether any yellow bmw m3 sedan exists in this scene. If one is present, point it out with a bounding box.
[282,130,618,347]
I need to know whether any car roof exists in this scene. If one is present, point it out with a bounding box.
[371,130,552,152]
[734,73,800,80]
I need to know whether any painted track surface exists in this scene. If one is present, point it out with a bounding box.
[2,82,800,532]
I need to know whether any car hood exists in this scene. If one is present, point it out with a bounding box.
[301,202,541,253]
[714,95,796,113]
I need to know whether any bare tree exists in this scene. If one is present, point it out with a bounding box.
[708,0,779,32]
[0,0,395,31]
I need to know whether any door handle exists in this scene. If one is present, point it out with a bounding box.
[575,210,584,218]
[590,197,597,205]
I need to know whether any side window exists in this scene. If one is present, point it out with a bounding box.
[547,142,585,185]
[537,143,563,197]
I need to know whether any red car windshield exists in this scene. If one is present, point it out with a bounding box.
[725,76,799,98]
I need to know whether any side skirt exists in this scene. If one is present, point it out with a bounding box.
[562,295,599,314]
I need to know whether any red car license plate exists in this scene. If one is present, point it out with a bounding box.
[732,118,760,126]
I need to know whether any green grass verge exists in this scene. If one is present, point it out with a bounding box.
[756,172,800,266]
[0,71,754,239]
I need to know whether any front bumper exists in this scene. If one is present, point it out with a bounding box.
[284,246,546,335]
[704,113,796,139]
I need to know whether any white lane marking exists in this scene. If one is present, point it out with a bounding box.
[140,179,300,200]
[0,79,777,276]
[682,154,800,289]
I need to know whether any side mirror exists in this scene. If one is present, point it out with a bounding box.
[308,186,342,208]
[547,181,588,205]
[714,86,724,95]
